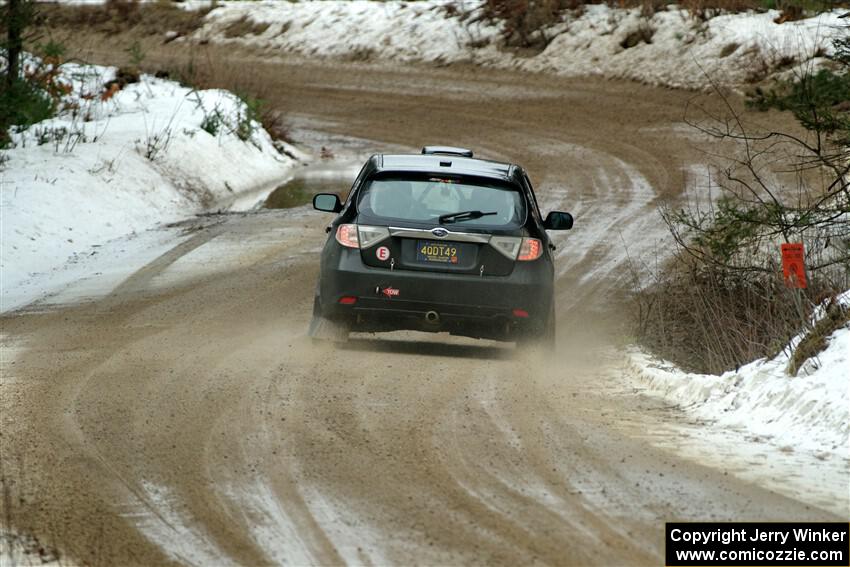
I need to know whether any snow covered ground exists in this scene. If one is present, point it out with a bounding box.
[627,292,849,459]
[193,0,846,90]
[624,292,848,514]
[1,59,299,313]
[0,530,66,567]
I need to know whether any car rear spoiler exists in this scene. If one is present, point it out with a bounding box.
[421,146,474,158]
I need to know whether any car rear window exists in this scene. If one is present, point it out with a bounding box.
[356,175,525,227]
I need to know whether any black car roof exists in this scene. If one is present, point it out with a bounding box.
[376,154,516,181]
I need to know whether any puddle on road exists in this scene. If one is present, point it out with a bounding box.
[264,171,353,209]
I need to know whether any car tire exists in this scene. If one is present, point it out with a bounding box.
[517,303,555,351]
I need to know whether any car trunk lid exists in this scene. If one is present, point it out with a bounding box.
[358,226,518,276]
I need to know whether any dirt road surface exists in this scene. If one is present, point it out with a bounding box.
[1,60,842,566]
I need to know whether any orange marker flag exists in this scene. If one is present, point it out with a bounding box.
[781,243,807,289]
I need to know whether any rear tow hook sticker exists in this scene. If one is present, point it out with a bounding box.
[380,286,400,298]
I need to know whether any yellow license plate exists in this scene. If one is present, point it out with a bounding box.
[416,240,461,264]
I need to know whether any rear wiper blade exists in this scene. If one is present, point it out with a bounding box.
[438,210,498,224]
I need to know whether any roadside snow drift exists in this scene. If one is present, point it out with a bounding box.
[628,292,850,457]
[193,0,846,89]
[1,60,295,311]
[197,0,501,63]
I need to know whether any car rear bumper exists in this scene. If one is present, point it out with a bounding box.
[318,247,553,340]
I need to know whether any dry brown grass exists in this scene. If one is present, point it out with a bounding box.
[223,16,271,39]
[676,0,772,18]
[36,1,211,38]
[631,254,843,375]
[479,0,564,49]
[787,300,849,375]
[153,46,294,142]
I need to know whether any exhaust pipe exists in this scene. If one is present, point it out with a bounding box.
[425,310,440,324]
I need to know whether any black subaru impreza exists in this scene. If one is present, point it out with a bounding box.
[309,147,573,346]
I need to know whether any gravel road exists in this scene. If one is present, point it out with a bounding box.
[1,59,839,566]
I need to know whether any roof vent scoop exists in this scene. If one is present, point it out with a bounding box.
[421,146,473,158]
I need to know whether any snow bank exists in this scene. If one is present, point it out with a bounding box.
[522,5,844,89]
[195,0,501,63]
[1,60,295,312]
[193,0,845,90]
[628,292,850,456]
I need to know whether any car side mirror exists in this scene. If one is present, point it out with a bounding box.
[313,193,342,213]
[543,211,573,230]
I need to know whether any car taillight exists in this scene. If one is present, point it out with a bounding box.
[335,224,389,249]
[335,224,359,248]
[357,225,390,248]
[512,308,529,318]
[338,296,357,305]
[517,237,543,261]
[490,236,522,260]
